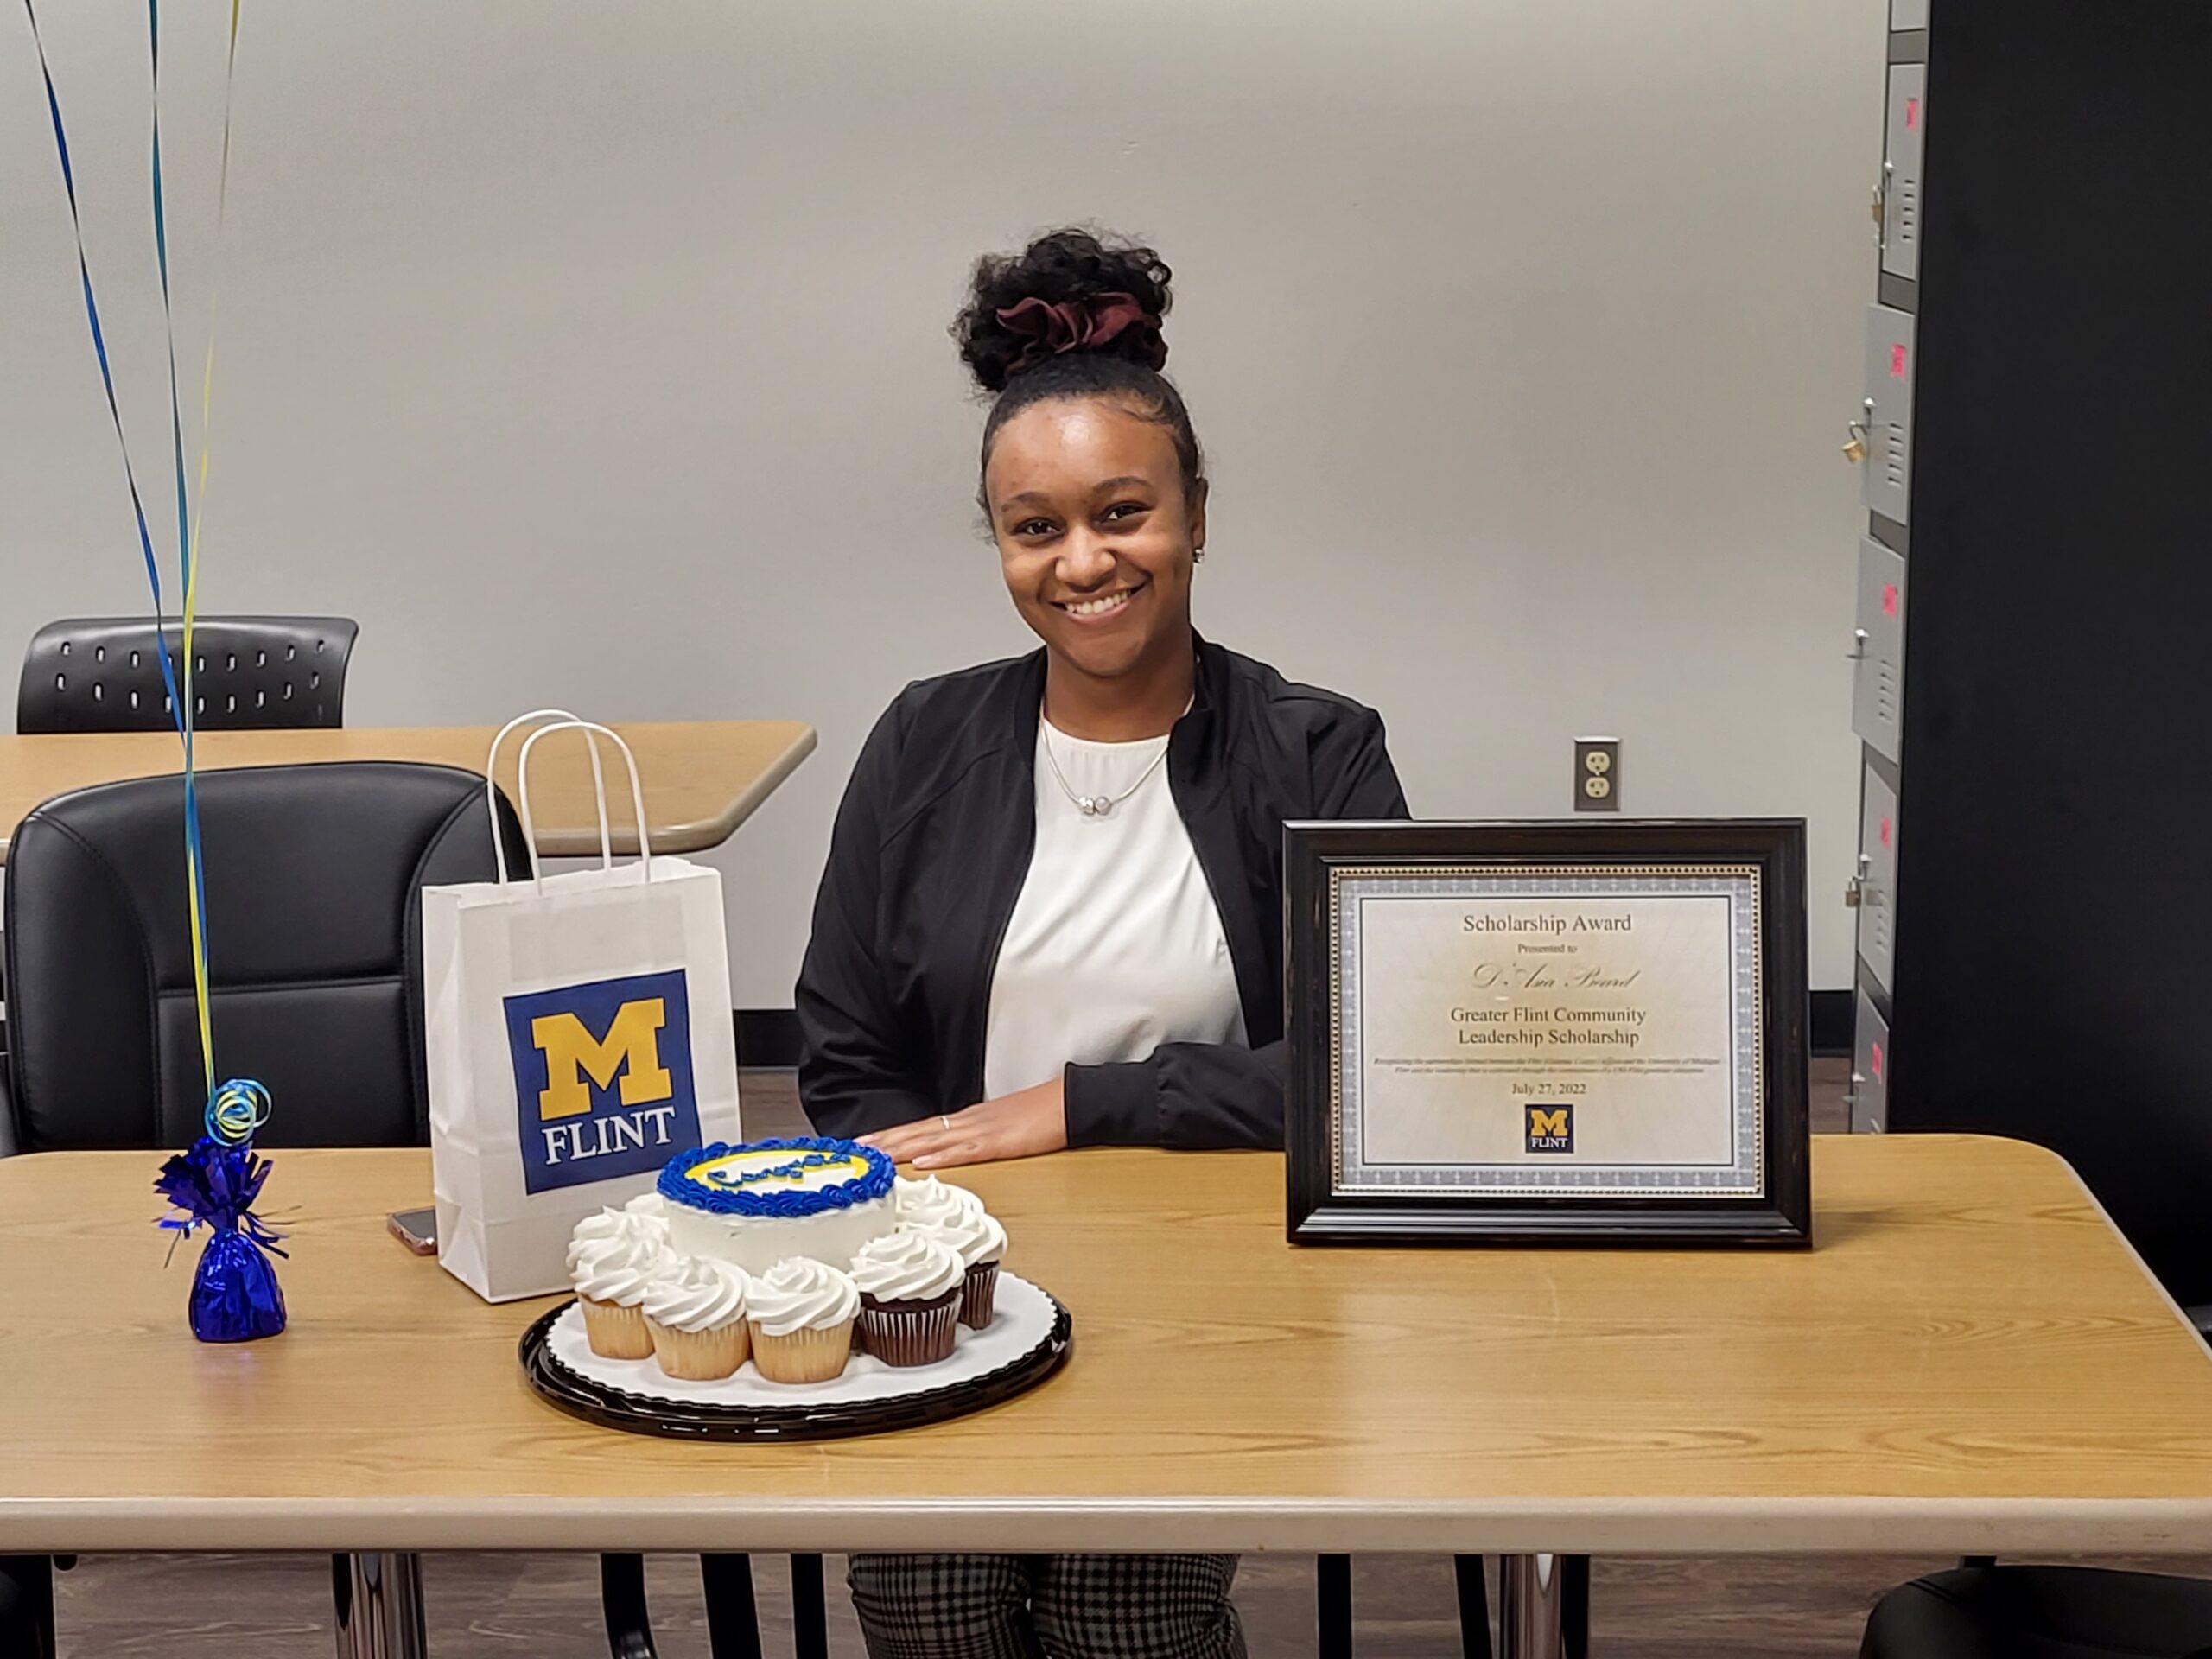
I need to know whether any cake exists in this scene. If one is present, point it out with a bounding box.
[657,1136,898,1277]
[567,1138,1014,1388]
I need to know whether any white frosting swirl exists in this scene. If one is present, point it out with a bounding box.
[567,1205,669,1272]
[918,1205,1007,1270]
[569,1226,666,1307]
[748,1257,861,1338]
[624,1191,670,1221]
[641,1255,748,1335]
[849,1225,966,1303]
[895,1176,983,1230]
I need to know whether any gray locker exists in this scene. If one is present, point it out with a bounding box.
[1860,304,1916,522]
[1855,760,1899,994]
[1881,65,1927,281]
[1851,988,1891,1135]
[1852,537,1907,762]
[1891,0,1929,29]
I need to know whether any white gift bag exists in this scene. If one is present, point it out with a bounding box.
[424,713,743,1301]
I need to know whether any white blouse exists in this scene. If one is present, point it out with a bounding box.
[981,717,1249,1100]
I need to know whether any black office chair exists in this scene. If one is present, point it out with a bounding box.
[16,615,358,734]
[0,761,742,1658]
[1862,1563,2212,1657]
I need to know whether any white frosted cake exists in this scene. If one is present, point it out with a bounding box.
[655,1136,899,1277]
[567,1137,1012,1386]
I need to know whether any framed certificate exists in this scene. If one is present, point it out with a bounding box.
[1284,820,1810,1247]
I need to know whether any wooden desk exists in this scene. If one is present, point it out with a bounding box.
[0,1135,2208,1557]
[0,721,817,863]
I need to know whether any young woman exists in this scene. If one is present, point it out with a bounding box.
[797,228,1408,1658]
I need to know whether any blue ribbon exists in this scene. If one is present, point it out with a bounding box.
[20,0,188,732]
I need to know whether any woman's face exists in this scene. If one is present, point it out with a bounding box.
[984,396,1205,683]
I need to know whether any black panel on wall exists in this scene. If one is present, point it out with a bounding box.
[1888,2,2212,1298]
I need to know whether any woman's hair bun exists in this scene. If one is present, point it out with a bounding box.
[953,227,1174,394]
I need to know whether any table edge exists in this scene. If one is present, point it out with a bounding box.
[7,1495,2212,1556]
[0,723,818,861]
[531,723,817,855]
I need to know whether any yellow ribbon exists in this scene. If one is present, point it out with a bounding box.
[181,0,241,1095]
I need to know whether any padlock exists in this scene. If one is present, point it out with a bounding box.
[1841,435,1868,464]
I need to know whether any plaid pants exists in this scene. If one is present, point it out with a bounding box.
[847,1553,1246,1659]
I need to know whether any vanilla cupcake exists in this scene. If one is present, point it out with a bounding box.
[568,1212,667,1359]
[899,1179,1007,1328]
[747,1257,860,1383]
[849,1226,966,1366]
[642,1254,751,1380]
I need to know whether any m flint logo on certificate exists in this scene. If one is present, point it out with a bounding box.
[505,969,702,1194]
[1525,1104,1574,1153]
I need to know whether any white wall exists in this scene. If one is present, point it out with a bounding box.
[1,0,1884,1006]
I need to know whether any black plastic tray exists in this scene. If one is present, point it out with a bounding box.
[519,1292,1072,1441]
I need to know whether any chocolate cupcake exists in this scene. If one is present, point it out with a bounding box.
[849,1227,966,1366]
[901,1181,1008,1330]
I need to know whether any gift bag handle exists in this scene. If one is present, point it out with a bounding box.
[515,720,654,894]
[484,709,607,887]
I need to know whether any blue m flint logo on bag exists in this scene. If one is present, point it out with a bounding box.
[505,969,702,1194]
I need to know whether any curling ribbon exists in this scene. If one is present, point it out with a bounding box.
[25,0,243,1103]
[18,0,188,736]
[206,1077,272,1147]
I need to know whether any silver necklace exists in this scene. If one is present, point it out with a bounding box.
[1039,720,1173,817]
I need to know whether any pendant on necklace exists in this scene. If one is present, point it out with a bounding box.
[1081,796,1110,817]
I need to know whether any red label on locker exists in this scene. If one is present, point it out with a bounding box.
[1883,582,1899,617]
[1880,817,1892,847]
[1890,343,1909,378]
[1906,96,1920,130]
[1872,1040,1885,1080]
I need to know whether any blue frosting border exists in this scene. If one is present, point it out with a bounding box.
[658,1135,895,1217]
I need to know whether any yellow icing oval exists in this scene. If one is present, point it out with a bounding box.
[687,1147,874,1192]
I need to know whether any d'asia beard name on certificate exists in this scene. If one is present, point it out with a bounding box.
[1340,874,1759,1193]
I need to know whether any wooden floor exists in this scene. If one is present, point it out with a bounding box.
[48,1061,2212,1656]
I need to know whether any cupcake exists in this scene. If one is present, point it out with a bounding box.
[642,1255,751,1381]
[567,1211,666,1360]
[899,1179,1007,1329]
[849,1227,966,1366]
[894,1174,965,1226]
[747,1257,861,1383]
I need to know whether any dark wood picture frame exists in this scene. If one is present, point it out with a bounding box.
[1284,819,1811,1248]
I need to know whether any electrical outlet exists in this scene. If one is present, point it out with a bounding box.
[1574,737,1619,812]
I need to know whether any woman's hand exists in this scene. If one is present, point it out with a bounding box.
[858,1078,1069,1171]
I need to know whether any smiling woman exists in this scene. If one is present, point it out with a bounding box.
[793,226,1409,1656]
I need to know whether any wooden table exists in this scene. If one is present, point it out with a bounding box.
[0,721,817,863]
[3,1134,2210,1560]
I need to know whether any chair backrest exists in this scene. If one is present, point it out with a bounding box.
[16,615,359,734]
[1,762,530,1151]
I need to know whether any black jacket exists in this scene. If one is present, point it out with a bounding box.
[795,639,1409,1150]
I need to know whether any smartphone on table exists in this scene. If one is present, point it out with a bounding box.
[386,1206,437,1255]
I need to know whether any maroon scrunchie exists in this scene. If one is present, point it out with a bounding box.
[995,292,1167,379]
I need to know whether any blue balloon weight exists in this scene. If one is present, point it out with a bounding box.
[189,1227,288,1344]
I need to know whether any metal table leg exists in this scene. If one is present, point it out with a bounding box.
[1496,1554,1587,1659]
[331,1552,426,1659]
[701,1554,762,1659]
[791,1554,830,1659]
[1317,1554,1353,1659]
[1453,1554,1494,1659]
